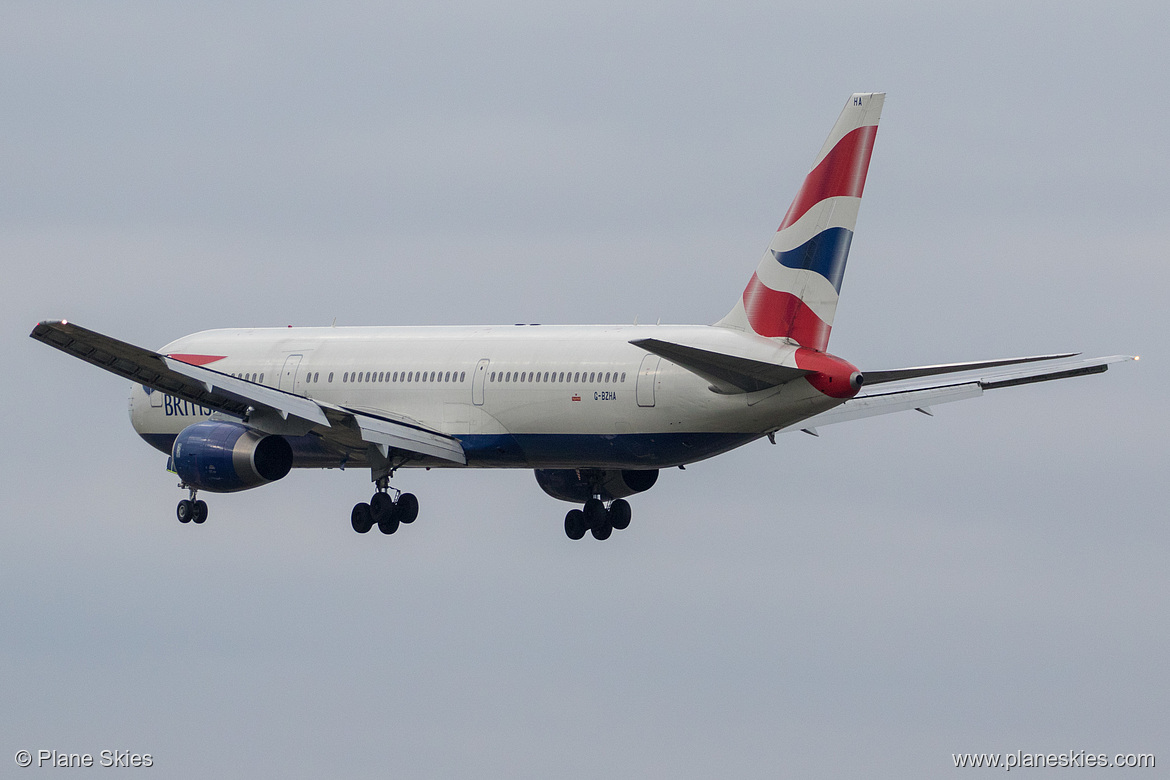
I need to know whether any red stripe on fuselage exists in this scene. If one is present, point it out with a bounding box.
[168,353,227,366]
[778,124,878,231]
[741,274,831,351]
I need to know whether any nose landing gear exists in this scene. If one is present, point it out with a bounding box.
[564,497,632,540]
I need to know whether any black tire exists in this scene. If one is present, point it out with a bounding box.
[378,514,400,535]
[583,498,605,527]
[192,500,208,525]
[564,509,587,540]
[397,492,419,524]
[584,498,611,540]
[609,499,631,530]
[351,502,374,534]
[177,499,193,524]
[370,492,395,524]
[590,517,612,540]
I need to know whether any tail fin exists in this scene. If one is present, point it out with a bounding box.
[717,92,884,351]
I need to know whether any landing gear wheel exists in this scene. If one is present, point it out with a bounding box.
[591,517,613,540]
[608,499,631,531]
[370,492,395,524]
[351,502,374,534]
[396,493,419,524]
[192,500,208,524]
[584,498,611,540]
[565,509,587,540]
[378,513,400,535]
[177,499,193,524]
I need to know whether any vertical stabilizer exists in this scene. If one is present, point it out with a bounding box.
[717,93,884,351]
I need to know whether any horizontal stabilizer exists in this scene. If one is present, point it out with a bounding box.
[862,353,1077,385]
[776,354,1133,434]
[630,337,807,393]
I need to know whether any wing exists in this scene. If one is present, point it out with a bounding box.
[29,320,466,464]
[776,353,1135,435]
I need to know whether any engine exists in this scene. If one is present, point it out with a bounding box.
[171,421,293,493]
[534,468,659,504]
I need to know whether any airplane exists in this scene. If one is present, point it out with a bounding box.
[31,92,1133,541]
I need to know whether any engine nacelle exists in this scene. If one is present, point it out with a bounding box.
[171,421,293,493]
[534,468,659,504]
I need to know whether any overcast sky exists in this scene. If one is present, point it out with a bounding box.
[2,2,1167,777]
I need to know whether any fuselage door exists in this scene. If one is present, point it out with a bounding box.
[279,354,303,392]
[636,354,661,408]
[472,358,490,406]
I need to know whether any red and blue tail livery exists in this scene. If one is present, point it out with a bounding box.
[30,92,1131,541]
[719,92,884,351]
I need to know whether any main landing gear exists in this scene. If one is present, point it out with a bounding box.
[176,486,208,525]
[564,497,632,541]
[351,478,419,536]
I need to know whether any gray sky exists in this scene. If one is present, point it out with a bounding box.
[2,2,1166,777]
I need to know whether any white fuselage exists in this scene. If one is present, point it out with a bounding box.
[129,324,843,470]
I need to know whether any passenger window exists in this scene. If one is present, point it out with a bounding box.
[445,371,451,382]
[490,372,496,382]
[589,372,595,382]
[621,372,626,382]
[328,372,334,383]
[604,372,610,382]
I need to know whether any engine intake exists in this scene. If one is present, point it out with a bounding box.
[171,421,293,493]
[534,468,659,504]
